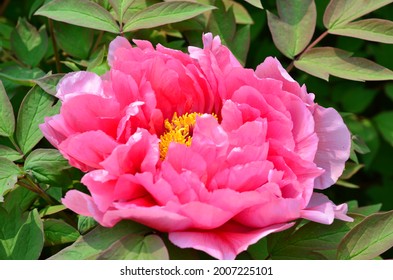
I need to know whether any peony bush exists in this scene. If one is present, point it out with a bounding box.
[41,34,352,259]
[1,0,393,261]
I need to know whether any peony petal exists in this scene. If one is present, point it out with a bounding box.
[56,71,105,101]
[108,36,132,67]
[313,106,351,189]
[301,193,353,224]
[58,131,118,171]
[169,222,294,260]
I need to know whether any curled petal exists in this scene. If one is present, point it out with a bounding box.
[56,71,105,101]
[301,193,353,224]
[169,222,294,260]
[313,106,351,189]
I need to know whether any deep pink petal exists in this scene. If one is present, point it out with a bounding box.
[169,222,294,260]
[58,131,118,171]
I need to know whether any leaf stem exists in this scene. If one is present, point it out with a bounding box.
[48,19,62,73]
[18,175,77,227]
[286,30,329,73]
[91,31,104,55]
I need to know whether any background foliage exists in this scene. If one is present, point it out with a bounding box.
[0,0,393,260]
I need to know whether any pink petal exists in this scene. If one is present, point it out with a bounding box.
[108,36,132,67]
[301,193,353,224]
[58,131,118,171]
[56,71,105,101]
[313,106,351,189]
[169,222,294,260]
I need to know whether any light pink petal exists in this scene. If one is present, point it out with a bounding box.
[313,106,351,189]
[62,190,102,218]
[169,222,294,260]
[58,131,118,171]
[301,193,353,224]
[108,36,132,67]
[39,115,75,148]
[56,71,105,101]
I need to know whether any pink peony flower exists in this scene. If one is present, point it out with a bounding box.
[40,33,352,260]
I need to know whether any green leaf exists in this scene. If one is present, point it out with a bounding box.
[243,0,263,9]
[340,162,364,180]
[0,208,44,259]
[3,185,39,213]
[323,0,393,29]
[208,0,250,65]
[87,46,109,76]
[350,204,382,216]
[77,215,98,234]
[123,1,215,32]
[24,149,71,184]
[35,73,64,96]
[337,210,393,259]
[294,47,393,81]
[267,0,316,59]
[227,0,254,25]
[109,0,135,24]
[0,66,46,87]
[247,238,269,260]
[0,158,23,202]
[49,220,168,260]
[0,145,23,162]
[374,111,393,146]
[16,87,60,154]
[0,81,15,137]
[208,0,236,48]
[35,0,120,33]
[44,219,80,246]
[39,205,67,218]
[10,18,48,67]
[53,21,94,59]
[267,215,364,259]
[329,19,393,44]
[92,234,168,260]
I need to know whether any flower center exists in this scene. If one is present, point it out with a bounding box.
[159,112,202,159]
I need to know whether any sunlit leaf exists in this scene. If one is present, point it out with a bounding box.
[0,158,23,202]
[39,205,67,218]
[35,0,120,33]
[10,18,48,67]
[324,0,393,29]
[49,221,168,260]
[337,210,393,259]
[16,87,60,154]
[243,0,263,9]
[35,73,64,96]
[0,145,23,162]
[123,1,215,32]
[329,19,393,44]
[267,0,316,58]
[109,0,135,24]
[294,47,393,81]
[0,81,15,137]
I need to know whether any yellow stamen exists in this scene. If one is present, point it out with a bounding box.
[159,112,218,159]
[159,112,202,160]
